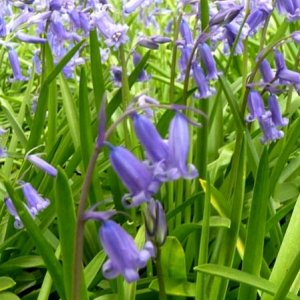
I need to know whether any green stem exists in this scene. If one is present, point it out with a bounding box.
[72,147,101,300]
[195,176,211,300]
[156,246,167,300]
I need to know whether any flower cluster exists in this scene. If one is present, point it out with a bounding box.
[4,154,57,228]
[85,103,197,283]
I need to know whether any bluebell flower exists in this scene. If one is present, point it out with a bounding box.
[144,199,167,246]
[15,32,47,44]
[198,43,219,80]
[92,10,128,49]
[100,218,155,282]
[209,5,243,26]
[110,66,123,87]
[137,36,159,49]
[26,154,58,177]
[259,114,284,144]
[106,144,160,207]
[0,17,7,37]
[132,51,151,82]
[21,182,50,217]
[192,62,215,99]
[7,48,27,81]
[180,18,193,46]
[276,0,300,21]
[246,90,270,122]
[168,112,198,179]
[178,45,192,81]
[124,0,147,14]
[246,6,271,35]
[268,94,289,127]
[4,198,24,229]
[259,59,275,83]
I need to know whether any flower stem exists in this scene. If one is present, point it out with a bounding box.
[156,246,167,300]
[72,146,101,300]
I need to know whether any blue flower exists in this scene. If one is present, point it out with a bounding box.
[168,112,198,179]
[259,114,284,144]
[268,94,289,127]
[100,220,155,282]
[106,144,160,207]
[132,51,151,82]
[84,210,155,282]
[246,90,270,122]
[92,10,128,49]
[4,198,23,229]
[26,154,58,177]
[144,199,167,246]
[21,182,50,217]
[7,48,27,81]
[198,43,219,80]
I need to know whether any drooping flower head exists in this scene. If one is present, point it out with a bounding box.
[26,154,58,177]
[84,209,155,282]
[105,143,160,207]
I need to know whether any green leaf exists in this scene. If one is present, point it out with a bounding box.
[4,181,66,300]
[149,279,195,297]
[171,217,231,243]
[239,148,270,299]
[195,264,300,300]
[160,236,187,280]
[84,250,106,289]
[55,167,76,300]
[89,30,105,109]
[59,75,81,149]
[26,40,85,151]
[0,277,16,291]
[0,292,21,300]
[0,256,44,269]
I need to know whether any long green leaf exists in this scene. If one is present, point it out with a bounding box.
[195,264,300,300]
[4,181,66,300]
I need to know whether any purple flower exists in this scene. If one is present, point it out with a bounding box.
[209,5,243,27]
[106,144,160,207]
[133,51,151,82]
[246,7,270,34]
[144,199,167,246]
[198,43,219,80]
[246,90,270,122]
[168,113,198,179]
[15,32,47,44]
[92,10,128,49]
[137,37,159,49]
[0,17,7,37]
[259,59,275,83]
[100,220,155,282]
[192,62,214,99]
[4,198,23,229]
[124,0,146,14]
[180,18,193,46]
[110,66,123,87]
[259,114,284,144]
[7,48,27,81]
[268,94,289,127]
[21,182,50,217]
[26,154,58,177]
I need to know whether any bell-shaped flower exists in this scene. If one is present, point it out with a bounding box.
[132,51,151,82]
[209,5,243,27]
[259,59,275,83]
[21,182,50,217]
[131,112,178,181]
[4,198,24,229]
[106,144,160,207]
[180,18,193,46]
[124,0,146,14]
[259,114,284,144]
[268,94,289,127]
[246,7,270,35]
[144,199,167,246]
[168,113,198,179]
[192,62,215,99]
[7,48,27,81]
[198,43,219,80]
[100,220,155,282]
[92,10,128,49]
[246,90,270,122]
[26,154,58,177]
